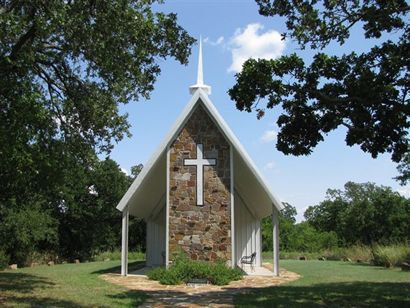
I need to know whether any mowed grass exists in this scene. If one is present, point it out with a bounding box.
[235,259,410,307]
[0,260,147,307]
[1,258,409,307]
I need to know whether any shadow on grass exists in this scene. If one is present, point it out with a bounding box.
[108,288,236,307]
[92,260,146,275]
[107,290,149,307]
[0,272,54,292]
[2,296,88,307]
[0,272,84,307]
[234,281,410,307]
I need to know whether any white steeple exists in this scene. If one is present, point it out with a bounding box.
[189,36,211,95]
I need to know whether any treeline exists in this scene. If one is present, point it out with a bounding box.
[262,182,410,252]
[0,158,145,267]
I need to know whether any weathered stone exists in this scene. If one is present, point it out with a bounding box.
[8,264,17,270]
[168,105,232,263]
[401,262,410,271]
[191,235,201,244]
[74,259,80,264]
[47,261,54,266]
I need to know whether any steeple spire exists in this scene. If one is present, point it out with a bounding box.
[189,36,211,95]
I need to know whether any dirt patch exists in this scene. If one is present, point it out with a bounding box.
[101,264,300,307]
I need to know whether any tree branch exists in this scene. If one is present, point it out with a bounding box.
[10,24,36,60]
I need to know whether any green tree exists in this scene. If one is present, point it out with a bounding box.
[58,158,134,260]
[287,222,338,252]
[262,202,297,251]
[229,0,409,162]
[131,164,144,179]
[0,1,193,262]
[0,197,58,265]
[0,0,193,207]
[395,148,410,185]
[305,182,410,245]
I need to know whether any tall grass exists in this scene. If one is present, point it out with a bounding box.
[372,244,410,268]
[264,244,410,268]
[92,250,145,262]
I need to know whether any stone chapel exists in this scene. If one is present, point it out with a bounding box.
[117,40,282,276]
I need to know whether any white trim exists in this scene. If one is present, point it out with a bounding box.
[121,207,129,276]
[116,89,282,213]
[165,146,170,268]
[272,206,280,276]
[198,91,283,212]
[184,143,216,206]
[116,91,202,212]
[230,144,235,268]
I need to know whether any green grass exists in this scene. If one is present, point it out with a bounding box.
[235,259,410,307]
[2,257,409,307]
[0,260,147,307]
[92,250,145,262]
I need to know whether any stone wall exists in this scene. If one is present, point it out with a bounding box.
[168,102,231,262]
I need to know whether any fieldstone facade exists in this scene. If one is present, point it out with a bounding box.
[168,102,231,262]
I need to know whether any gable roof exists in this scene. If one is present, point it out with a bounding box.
[116,89,283,219]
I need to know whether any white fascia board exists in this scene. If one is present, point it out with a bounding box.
[198,90,284,212]
[117,88,283,213]
[116,91,202,212]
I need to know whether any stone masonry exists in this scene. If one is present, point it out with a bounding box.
[169,102,231,262]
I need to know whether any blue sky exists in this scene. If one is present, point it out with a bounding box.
[109,0,408,221]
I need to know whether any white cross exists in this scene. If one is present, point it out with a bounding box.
[184,144,216,206]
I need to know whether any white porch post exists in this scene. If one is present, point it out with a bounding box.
[230,144,235,268]
[165,146,170,268]
[272,207,279,276]
[121,206,129,276]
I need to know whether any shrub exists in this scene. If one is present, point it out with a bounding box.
[372,244,410,268]
[147,253,243,286]
[0,201,58,266]
[0,250,9,270]
[209,261,243,285]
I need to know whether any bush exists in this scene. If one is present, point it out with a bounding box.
[0,201,58,266]
[372,244,410,268]
[0,250,9,270]
[147,253,242,286]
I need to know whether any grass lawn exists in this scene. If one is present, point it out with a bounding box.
[0,260,147,307]
[1,259,409,307]
[235,259,410,307]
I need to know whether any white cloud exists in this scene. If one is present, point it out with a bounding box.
[397,186,410,198]
[228,23,285,73]
[260,129,278,143]
[120,167,129,176]
[203,36,225,46]
[265,161,276,170]
[203,36,224,46]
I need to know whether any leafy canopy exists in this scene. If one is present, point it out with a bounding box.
[229,0,409,162]
[0,0,194,155]
[0,0,193,264]
[304,182,410,245]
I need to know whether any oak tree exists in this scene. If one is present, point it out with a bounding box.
[229,0,409,162]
